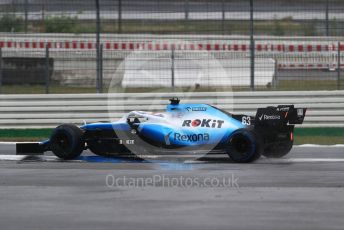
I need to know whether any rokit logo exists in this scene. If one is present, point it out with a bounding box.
[259,114,281,121]
[174,133,210,142]
[182,119,224,128]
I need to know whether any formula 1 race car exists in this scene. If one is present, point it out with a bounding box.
[17,98,306,163]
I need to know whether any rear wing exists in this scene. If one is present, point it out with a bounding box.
[255,105,307,127]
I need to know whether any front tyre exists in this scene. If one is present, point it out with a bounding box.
[226,129,261,163]
[50,124,85,160]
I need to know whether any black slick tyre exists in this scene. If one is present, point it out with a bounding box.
[226,129,261,163]
[50,124,85,160]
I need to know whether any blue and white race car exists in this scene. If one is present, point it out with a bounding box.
[17,98,306,163]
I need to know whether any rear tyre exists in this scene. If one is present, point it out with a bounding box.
[50,124,84,160]
[226,129,261,163]
[262,140,293,158]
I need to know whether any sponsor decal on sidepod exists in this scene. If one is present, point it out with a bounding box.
[185,107,207,112]
[164,132,210,145]
[182,119,224,128]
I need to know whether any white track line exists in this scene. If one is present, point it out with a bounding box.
[0,142,38,145]
[0,142,343,148]
[259,158,344,163]
[0,155,82,162]
[296,144,344,148]
[289,158,344,163]
[0,155,26,161]
[1,155,344,163]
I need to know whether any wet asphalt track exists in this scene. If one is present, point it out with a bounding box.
[0,143,344,230]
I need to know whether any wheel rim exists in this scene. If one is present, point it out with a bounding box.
[54,133,70,152]
[232,134,251,155]
[228,133,256,161]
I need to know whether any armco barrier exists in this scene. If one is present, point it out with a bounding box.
[0,91,343,128]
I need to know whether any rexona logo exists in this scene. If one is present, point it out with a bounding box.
[174,133,210,142]
[182,119,224,128]
[185,107,207,112]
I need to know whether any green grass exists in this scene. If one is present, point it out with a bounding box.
[0,129,52,142]
[0,16,329,36]
[88,19,319,36]
[277,80,341,91]
[0,85,97,94]
[0,128,343,144]
[294,127,344,137]
[294,136,344,145]
[294,128,344,145]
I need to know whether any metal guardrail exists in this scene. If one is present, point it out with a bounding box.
[0,91,343,128]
